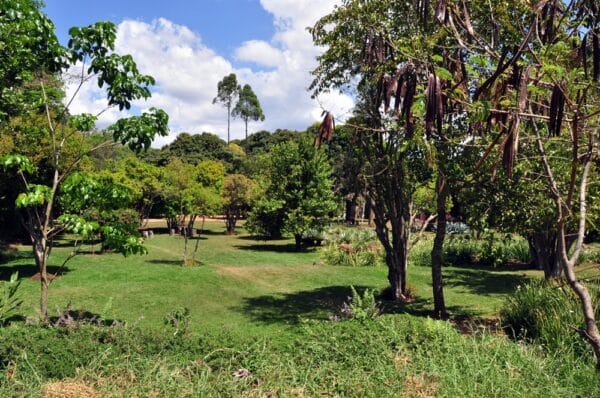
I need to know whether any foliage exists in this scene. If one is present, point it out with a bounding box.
[1,315,600,396]
[233,84,264,139]
[443,233,530,268]
[222,174,257,234]
[338,286,380,321]
[164,307,191,337]
[213,73,240,143]
[246,138,338,245]
[501,280,600,359]
[0,272,22,326]
[321,226,384,267]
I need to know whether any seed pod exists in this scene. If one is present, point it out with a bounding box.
[548,85,565,137]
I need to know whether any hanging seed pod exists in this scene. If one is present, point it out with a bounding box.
[548,85,565,137]
[593,29,599,81]
[502,124,516,179]
[580,33,588,78]
[425,73,437,135]
[384,75,398,113]
[435,0,447,24]
[462,0,475,37]
[315,111,335,147]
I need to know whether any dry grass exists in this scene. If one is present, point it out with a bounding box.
[41,380,100,398]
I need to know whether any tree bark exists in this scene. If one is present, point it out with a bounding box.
[431,170,448,319]
[294,234,302,251]
[527,231,576,279]
[345,197,357,224]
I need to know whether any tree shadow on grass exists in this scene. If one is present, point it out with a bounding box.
[380,297,483,318]
[444,268,531,296]
[236,285,483,325]
[234,243,316,254]
[237,285,366,325]
[0,264,71,281]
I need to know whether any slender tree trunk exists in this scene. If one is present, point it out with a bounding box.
[294,234,302,251]
[245,118,248,140]
[527,231,576,279]
[227,102,231,144]
[33,234,49,320]
[431,170,448,319]
[345,197,357,224]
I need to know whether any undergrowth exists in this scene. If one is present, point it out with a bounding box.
[501,279,600,360]
[1,315,599,397]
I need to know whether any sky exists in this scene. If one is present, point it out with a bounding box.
[43,0,353,147]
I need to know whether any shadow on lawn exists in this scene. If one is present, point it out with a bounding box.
[445,267,531,295]
[0,264,71,281]
[237,285,483,325]
[234,243,316,254]
[238,285,366,324]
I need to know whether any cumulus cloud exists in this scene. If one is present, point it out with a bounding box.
[65,1,351,146]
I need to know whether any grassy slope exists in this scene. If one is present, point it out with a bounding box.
[3,222,600,396]
[1,221,536,338]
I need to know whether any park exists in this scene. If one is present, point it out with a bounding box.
[1,0,600,396]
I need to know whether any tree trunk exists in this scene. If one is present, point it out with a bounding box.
[431,171,448,319]
[345,197,357,224]
[245,118,248,140]
[527,231,575,279]
[227,103,231,144]
[294,234,302,251]
[33,235,49,320]
[225,209,236,234]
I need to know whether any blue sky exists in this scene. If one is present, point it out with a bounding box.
[42,0,352,146]
[44,0,275,67]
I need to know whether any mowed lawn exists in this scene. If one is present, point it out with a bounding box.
[1,220,537,337]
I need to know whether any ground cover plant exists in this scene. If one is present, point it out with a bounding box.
[2,220,599,396]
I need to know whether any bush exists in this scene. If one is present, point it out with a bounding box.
[500,279,600,359]
[338,286,380,321]
[321,226,383,267]
[444,233,530,267]
[0,272,22,326]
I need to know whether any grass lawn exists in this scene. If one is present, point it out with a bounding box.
[2,221,600,397]
[1,220,537,338]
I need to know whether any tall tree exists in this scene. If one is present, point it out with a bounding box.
[313,0,600,365]
[246,138,338,249]
[213,73,240,144]
[233,84,265,140]
[1,5,169,320]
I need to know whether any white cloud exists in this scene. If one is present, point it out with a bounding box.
[64,1,351,147]
[235,40,284,68]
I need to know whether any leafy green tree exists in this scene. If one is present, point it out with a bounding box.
[312,0,600,363]
[162,159,223,264]
[222,174,257,234]
[246,138,338,249]
[0,6,169,319]
[0,0,65,120]
[233,84,265,140]
[213,73,240,144]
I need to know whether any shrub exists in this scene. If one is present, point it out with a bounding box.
[321,226,383,267]
[444,233,530,267]
[0,272,22,326]
[338,286,380,321]
[500,279,600,359]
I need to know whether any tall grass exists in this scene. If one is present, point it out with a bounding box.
[2,316,599,397]
[501,279,600,360]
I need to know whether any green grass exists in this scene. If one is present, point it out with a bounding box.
[0,221,536,337]
[3,222,599,396]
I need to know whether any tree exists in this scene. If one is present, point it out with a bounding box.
[1,6,169,320]
[233,84,265,140]
[311,1,439,302]
[313,0,600,365]
[246,138,338,249]
[222,174,257,234]
[213,73,240,144]
[162,159,223,265]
